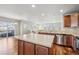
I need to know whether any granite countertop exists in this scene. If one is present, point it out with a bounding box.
[14,27,79,48]
[38,27,79,36]
[14,33,55,48]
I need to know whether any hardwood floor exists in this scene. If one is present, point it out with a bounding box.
[51,43,76,55]
[0,37,77,55]
[0,37,17,55]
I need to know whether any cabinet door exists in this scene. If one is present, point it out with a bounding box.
[23,42,34,55]
[71,13,79,27]
[35,45,49,55]
[65,35,75,48]
[18,40,24,55]
[64,15,71,27]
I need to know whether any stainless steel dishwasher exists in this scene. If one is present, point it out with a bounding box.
[55,34,64,45]
[76,37,79,49]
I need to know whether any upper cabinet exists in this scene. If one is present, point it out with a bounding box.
[71,13,79,27]
[64,15,71,27]
[64,13,79,27]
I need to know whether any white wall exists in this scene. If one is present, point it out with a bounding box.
[20,20,35,35]
[0,14,64,36]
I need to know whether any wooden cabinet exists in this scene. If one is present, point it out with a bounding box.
[64,13,79,53]
[23,42,34,55]
[17,40,50,55]
[71,13,79,27]
[64,35,75,48]
[64,15,71,27]
[18,40,24,55]
[64,13,79,27]
[35,45,49,55]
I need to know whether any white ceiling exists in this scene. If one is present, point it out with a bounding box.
[0,4,79,24]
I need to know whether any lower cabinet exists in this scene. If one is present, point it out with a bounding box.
[35,45,49,55]
[23,41,34,55]
[64,35,75,48]
[18,40,24,55]
[18,40,50,55]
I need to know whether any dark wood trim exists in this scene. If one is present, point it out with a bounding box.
[38,32,73,36]
[18,40,24,55]
[21,40,24,55]
[34,44,36,55]
[53,43,72,48]
[48,48,51,55]
[78,15,79,26]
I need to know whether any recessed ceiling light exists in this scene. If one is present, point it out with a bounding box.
[12,23,18,25]
[60,10,63,12]
[41,13,45,16]
[32,5,36,8]
[14,23,18,25]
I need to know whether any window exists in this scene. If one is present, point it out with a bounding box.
[0,21,17,37]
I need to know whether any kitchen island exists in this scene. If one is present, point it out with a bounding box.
[14,28,79,55]
[14,33,54,55]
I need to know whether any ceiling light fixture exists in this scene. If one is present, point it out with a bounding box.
[60,10,63,12]
[41,13,45,16]
[32,5,36,8]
